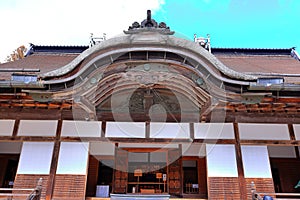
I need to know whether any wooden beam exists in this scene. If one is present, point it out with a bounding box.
[121,148,167,152]
[233,122,247,200]
[145,121,150,139]
[45,119,62,200]
[179,144,183,197]
[232,112,300,123]
[0,136,237,145]
[0,136,56,142]
[240,140,300,146]
[205,110,300,123]
[193,139,236,144]
[101,121,106,138]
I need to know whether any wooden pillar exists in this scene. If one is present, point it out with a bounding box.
[288,124,300,159]
[45,119,62,200]
[113,143,128,194]
[145,121,150,138]
[86,155,99,197]
[179,144,183,197]
[12,119,20,137]
[233,122,247,200]
[168,146,182,197]
[101,121,106,138]
[189,123,194,140]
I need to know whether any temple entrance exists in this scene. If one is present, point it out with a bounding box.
[112,147,183,196]
[86,143,208,198]
[127,151,167,194]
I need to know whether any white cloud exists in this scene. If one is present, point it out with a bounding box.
[0,0,165,62]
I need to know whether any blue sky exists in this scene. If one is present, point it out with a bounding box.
[153,0,300,48]
[0,0,299,62]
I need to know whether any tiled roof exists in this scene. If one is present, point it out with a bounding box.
[0,53,78,80]
[215,54,300,83]
[1,45,300,83]
[211,47,293,55]
[27,45,88,55]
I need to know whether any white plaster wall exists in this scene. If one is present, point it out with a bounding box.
[106,122,145,138]
[293,124,300,140]
[241,145,272,178]
[56,142,89,175]
[0,120,15,136]
[150,122,190,138]
[194,123,234,139]
[206,144,238,177]
[239,123,290,140]
[17,142,54,174]
[18,120,57,136]
[61,120,101,137]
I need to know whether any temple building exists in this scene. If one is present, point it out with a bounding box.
[0,10,300,200]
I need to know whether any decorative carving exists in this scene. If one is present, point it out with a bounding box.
[130,21,140,29]
[141,10,158,28]
[125,10,174,35]
[158,22,167,29]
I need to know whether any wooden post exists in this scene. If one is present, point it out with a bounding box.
[45,120,62,200]
[288,124,300,159]
[233,122,247,200]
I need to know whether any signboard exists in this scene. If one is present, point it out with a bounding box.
[134,169,142,177]
[156,173,162,179]
[163,174,167,181]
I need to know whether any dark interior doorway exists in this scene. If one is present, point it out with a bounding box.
[182,157,207,198]
[270,158,300,193]
[86,156,114,197]
[0,155,19,188]
[183,160,198,194]
[97,161,113,189]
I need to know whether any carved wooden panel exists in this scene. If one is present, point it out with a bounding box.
[13,174,49,200]
[198,157,207,197]
[52,174,86,200]
[113,148,128,194]
[208,177,240,199]
[168,149,182,196]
